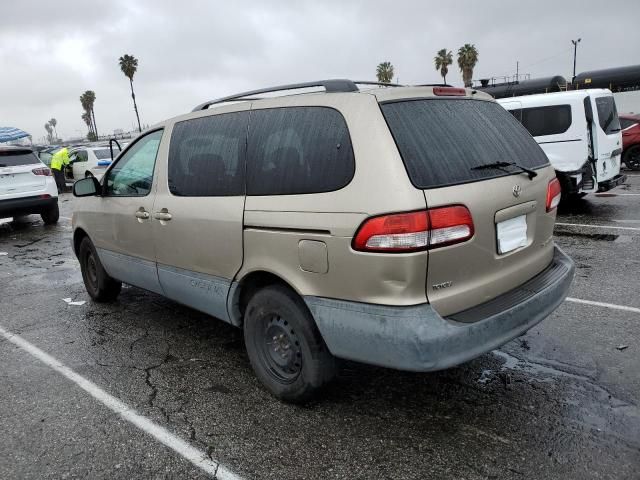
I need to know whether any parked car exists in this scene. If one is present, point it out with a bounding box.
[619,113,640,170]
[65,144,122,181]
[0,146,59,224]
[72,79,575,402]
[498,89,625,198]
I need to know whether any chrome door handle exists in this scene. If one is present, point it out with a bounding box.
[135,210,150,219]
[153,210,172,221]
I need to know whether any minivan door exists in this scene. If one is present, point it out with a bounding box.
[381,98,556,317]
[151,108,249,323]
[95,129,165,294]
[590,93,623,184]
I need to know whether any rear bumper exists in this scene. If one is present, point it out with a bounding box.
[305,246,574,372]
[598,174,627,192]
[0,195,57,217]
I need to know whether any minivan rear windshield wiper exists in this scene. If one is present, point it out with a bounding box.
[471,161,538,180]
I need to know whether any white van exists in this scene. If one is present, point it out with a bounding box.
[498,89,625,197]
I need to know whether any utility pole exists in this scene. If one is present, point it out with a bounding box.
[516,61,519,82]
[571,38,581,84]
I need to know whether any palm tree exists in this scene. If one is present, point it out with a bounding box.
[44,122,53,143]
[49,118,58,140]
[81,111,94,138]
[80,91,98,139]
[457,44,479,88]
[434,49,453,84]
[119,54,142,132]
[376,62,394,84]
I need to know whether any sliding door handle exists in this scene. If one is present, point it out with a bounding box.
[153,209,172,221]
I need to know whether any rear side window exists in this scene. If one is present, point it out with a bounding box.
[94,149,117,160]
[168,111,248,196]
[595,97,621,135]
[381,99,549,189]
[246,107,354,195]
[0,150,39,167]
[519,105,572,137]
[620,118,638,130]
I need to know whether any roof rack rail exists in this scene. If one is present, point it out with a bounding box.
[192,79,403,111]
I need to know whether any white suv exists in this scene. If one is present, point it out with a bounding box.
[0,146,59,224]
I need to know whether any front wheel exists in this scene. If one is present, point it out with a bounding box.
[79,237,121,302]
[623,145,640,171]
[244,285,336,403]
[40,202,59,225]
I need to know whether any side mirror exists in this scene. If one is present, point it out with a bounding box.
[73,176,101,197]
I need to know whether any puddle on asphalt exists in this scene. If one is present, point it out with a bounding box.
[554,231,618,241]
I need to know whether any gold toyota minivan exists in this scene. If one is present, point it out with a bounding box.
[72,80,575,402]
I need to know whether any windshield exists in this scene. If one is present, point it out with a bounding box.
[595,96,621,135]
[0,150,40,167]
[381,98,549,189]
[94,148,118,159]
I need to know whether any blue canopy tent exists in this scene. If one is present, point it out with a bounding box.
[0,127,31,143]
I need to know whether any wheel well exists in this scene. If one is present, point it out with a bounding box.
[233,271,298,326]
[73,228,89,257]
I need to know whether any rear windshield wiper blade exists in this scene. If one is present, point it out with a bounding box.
[471,161,538,180]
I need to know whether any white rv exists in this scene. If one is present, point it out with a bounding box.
[498,89,625,197]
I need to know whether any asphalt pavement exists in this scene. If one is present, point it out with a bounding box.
[1,174,639,479]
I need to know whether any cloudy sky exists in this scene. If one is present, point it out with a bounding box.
[2,0,638,142]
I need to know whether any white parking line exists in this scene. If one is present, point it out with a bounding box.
[566,297,640,314]
[556,222,640,232]
[0,325,242,480]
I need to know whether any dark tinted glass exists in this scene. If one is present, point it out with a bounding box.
[620,118,638,130]
[519,105,572,137]
[246,107,354,195]
[381,99,549,189]
[596,97,621,134]
[168,112,248,196]
[0,150,39,167]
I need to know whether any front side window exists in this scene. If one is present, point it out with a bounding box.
[596,97,621,135]
[105,129,163,196]
[74,150,88,163]
[246,107,355,195]
[519,105,572,137]
[168,111,248,196]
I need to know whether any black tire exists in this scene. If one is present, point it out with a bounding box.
[623,145,640,171]
[78,237,121,302]
[40,202,59,225]
[244,284,336,403]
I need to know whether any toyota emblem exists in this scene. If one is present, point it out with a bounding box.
[512,185,522,197]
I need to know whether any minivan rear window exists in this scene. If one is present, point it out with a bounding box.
[595,97,621,135]
[0,150,40,167]
[381,99,549,189]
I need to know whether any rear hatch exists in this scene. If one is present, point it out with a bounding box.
[0,149,47,197]
[381,97,557,317]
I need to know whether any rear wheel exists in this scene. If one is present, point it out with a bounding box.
[244,285,336,403]
[623,145,640,171]
[40,202,59,225]
[79,237,121,302]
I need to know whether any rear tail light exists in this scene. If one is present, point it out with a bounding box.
[32,167,52,176]
[432,87,466,96]
[353,205,474,253]
[546,178,562,212]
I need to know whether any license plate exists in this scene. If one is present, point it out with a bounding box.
[496,215,527,254]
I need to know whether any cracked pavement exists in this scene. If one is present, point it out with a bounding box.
[1,176,640,479]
